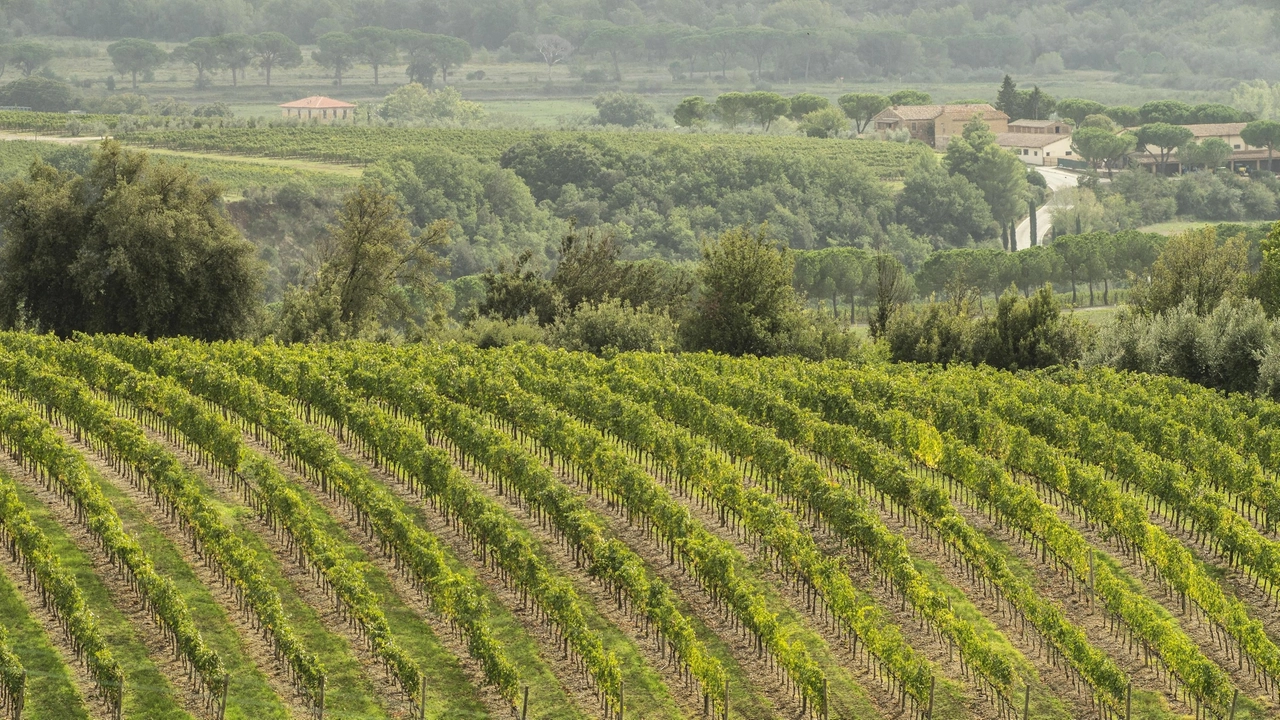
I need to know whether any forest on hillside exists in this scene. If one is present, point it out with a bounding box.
[1,0,1278,84]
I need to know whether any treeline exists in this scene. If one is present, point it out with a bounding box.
[3,0,1278,82]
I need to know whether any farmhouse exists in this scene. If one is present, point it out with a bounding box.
[279,96,356,121]
[1131,122,1278,173]
[871,104,1008,148]
[1008,118,1070,136]
[995,132,1075,166]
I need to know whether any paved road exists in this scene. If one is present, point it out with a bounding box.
[1015,166,1080,250]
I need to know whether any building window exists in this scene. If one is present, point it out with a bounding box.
[1235,144,1241,149]
[1066,151,1072,156]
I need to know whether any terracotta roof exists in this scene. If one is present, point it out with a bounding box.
[994,132,1073,148]
[1183,122,1247,137]
[937,103,1005,118]
[278,95,356,109]
[874,103,1005,122]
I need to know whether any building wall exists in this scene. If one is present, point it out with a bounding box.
[934,111,1007,139]
[1002,136,1074,166]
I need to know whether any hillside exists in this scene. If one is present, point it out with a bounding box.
[0,334,1277,719]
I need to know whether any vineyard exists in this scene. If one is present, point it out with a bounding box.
[114,126,930,180]
[0,334,1276,720]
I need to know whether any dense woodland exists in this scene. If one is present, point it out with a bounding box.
[0,0,1279,84]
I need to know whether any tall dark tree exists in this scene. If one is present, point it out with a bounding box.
[0,141,260,339]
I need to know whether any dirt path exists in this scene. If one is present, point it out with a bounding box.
[0,454,209,719]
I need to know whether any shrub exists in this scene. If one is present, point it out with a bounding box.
[592,92,656,127]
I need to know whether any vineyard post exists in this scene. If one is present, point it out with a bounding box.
[318,675,325,720]
[115,681,123,720]
[1022,684,1029,720]
[1229,688,1239,720]
[1088,551,1095,606]
[1125,681,1131,720]
[218,673,229,720]
[16,670,24,720]
[522,686,529,720]
[419,675,427,720]
[619,680,623,720]
[724,676,729,720]
[927,677,936,719]
[822,678,828,720]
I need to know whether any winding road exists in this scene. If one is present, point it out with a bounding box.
[1014,166,1081,250]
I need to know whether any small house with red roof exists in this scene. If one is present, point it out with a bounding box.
[279,96,356,121]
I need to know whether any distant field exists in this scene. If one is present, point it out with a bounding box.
[0,138,359,192]
[25,35,1240,128]
[118,126,932,179]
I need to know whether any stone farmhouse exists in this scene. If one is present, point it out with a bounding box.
[871,104,1008,148]
[279,96,356,122]
[1131,122,1277,173]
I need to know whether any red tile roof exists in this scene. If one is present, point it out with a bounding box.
[1183,122,1247,137]
[278,95,356,109]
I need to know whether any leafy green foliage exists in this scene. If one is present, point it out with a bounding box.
[0,141,261,339]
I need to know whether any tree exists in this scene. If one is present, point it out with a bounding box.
[673,96,711,127]
[0,46,9,82]
[945,119,1029,249]
[1128,226,1247,315]
[478,250,559,325]
[1071,128,1136,177]
[396,30,438,86]
[838,93,890,133]
[1136,123,1195,174]
[9,41,54,77]
[1178,138,1232,171]
[1057,97,1108,125]
[352,27,397,85]
[216,34,254,87]
[0,141,260,339]
[1022,86,1054,120]
[870,253,910,339]
[312,32,359,85]
[276,183,449,340]
[744,91,788,130]
[680,225,809,356]
[1139,100,1192,124]
[888,89,931,105]
[377,84,485,125]
[425,35,471,84]
[592,92,655,127]
[0,77,74,112]
[787,92,829,121]
[1105,105,1142,127]
[995,74,1020,119]
[252,33,302,87]
[1115,48,1143,75]
[535,35,573,82]
[737,25,783,78]
[174,37,222,87]
[1242,120,1280,172]
[583,25,639,81]
[1253,221,1280,316]
[799,107,848,138]
[713,92,750,128]
[897,155,995,248]
[107,39,167,89]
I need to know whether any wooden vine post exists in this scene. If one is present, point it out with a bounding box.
[419,675,427,720]
[1022,684,1030,720]
[724,675,729,720]
[1125,681,1131,720]
[1229,688,1239,720]
[522,685,529,720]
[317,675,325,720]
[217,673,229,720]
[927,677,936,719]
